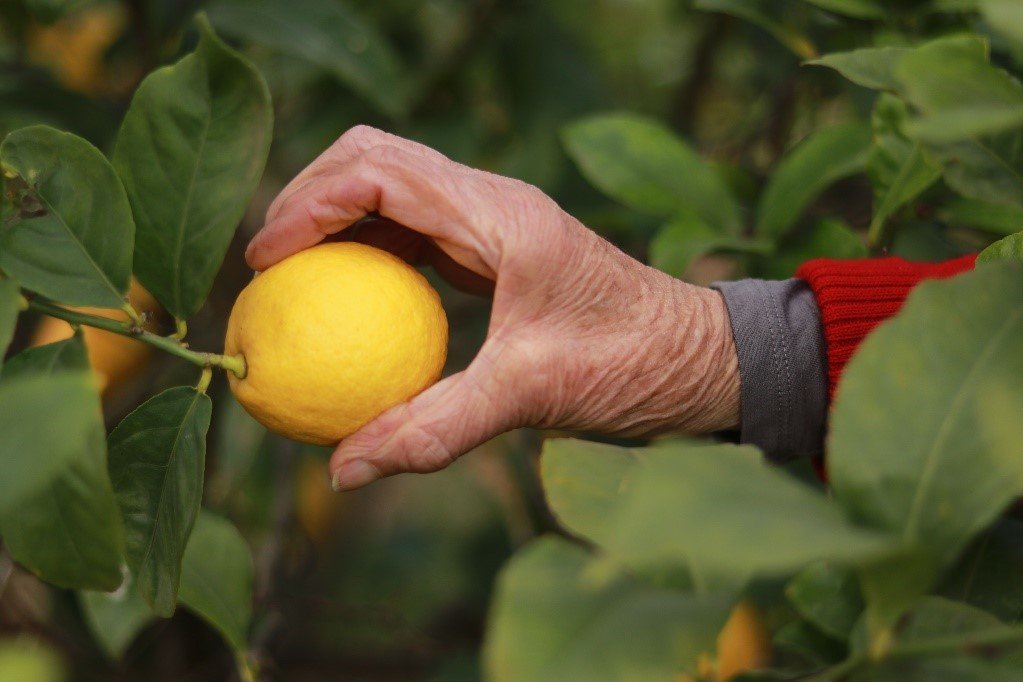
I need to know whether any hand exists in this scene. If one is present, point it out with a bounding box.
[246,126,740,491]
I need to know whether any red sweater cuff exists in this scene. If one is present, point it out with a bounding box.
[796,254,977,401]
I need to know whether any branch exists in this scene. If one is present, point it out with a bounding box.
[27,297,246,378]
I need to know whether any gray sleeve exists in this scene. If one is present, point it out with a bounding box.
[711,278,827,461]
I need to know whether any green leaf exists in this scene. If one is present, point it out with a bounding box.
[694,0,817,59]
[937,197,1023,235]
[108,387,212,616]
[786,562,864,640]
[207,0,409,119]
[927,130,1023,210]
[563,114,742,233]
[758,218,866,279]
[829,263,1023,579]
[650,214,770,278]
[0,373,102,515]
[178,511,254,651]
[807,47,911,91]
[0,278,19,366]
[0,639,64,682]
[896,35,1023,141]
[940,519,1023,622]
[799,0,886,19]
[113,15,272,321]
[0,336,125,590]
[80,579,155,659]
[982,0,1023,47]
[867,95,942,245]
[599,441,896,578]
[756,122,872,239]
[482,536,730,681]
[0,126,133,308]
[978,231,1023,264]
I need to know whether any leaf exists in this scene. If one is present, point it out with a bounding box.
[896,35,1023,141]
[108,387,213,616]
[178,511,254,651]
[0,278,19,366]
[0,639,64,682]
[927,130,1023,209]
[113,15,272,321]
[867,95,942,245]
[0,126,133,308]
[650,214,771,278]
[207,0,409,119]
[982,0,1023,47]
[80,578,155,659]
[937,197,1023,235]
[598,441,896,578]
[0,336,125,590]
[829,263,1023,583]
[563,114,742,233]
[758,218,866,279]
[807,47,910,91]
[786,562,864,641]
[756,122,872,239]
[694,0,817,59]
[482,536,731,681]
[799,0,886,19]
[0,373,103,515]
[978,231,1023,264]
[940,519,1023,622]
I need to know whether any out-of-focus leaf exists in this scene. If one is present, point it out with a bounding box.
[773,621,846,667]
[807,47,910,91]
[867,95,941,245]
[800,0,885,19]
[0,638,65,682]
[650,214,770,278]
[80,578,155,659]
[0,126,133,308]
[0,278,19,366]
[1,337,124,591]
[108,387,212,616]
[978,231,1023,264]
[0,373,98,516]
[757,122,872,239]
[599,442,896,578]
[758,218,866,279]
[23,0,74,24]
[937,197,1023,235]
[482,536,730,681]
[928,130,1023,209]
[896,36,1023,141]
[982,0,1023,47]
[207,0,409,118]
[830,264,1023,618]
[786,562,864,640]
[208,393,268,505]
[113,16,272,321]
[941,519,1023,622]
[695,0,817,59]
[178,511,254,651]
[563,114,742,233]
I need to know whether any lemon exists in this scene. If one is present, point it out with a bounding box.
[684,601,772,681]
[225,242,448,446]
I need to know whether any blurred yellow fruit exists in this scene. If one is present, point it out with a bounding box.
[684,601,772,682]
[295,454,346,546]
[27,3,126,95]
[225,243,448,446]
[32,280,161,396]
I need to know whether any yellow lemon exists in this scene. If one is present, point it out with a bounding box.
[693,600,772,681]
[32,280,161,396]
[27,4,127,95]
[225,242,448,446]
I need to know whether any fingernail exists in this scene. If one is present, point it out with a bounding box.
[331,459,379,492]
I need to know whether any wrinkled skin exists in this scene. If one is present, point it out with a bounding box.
[246,126,740,491]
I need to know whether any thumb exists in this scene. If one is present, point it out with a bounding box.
[329,360,518,491]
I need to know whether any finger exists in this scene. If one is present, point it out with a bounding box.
[246,144,502,278]
[265,125,449,225]
[328,358,520,491]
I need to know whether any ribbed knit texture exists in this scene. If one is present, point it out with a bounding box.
[796,254,977,401]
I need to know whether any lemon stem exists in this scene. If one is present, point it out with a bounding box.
[171,318,188,341]
[196,367,213,394]
[27,296,247,379]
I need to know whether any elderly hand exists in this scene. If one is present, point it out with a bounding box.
[246,126,740,491]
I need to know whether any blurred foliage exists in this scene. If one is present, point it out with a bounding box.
[3,0,1023,680]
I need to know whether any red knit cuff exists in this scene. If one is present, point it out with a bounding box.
[796,254,977,401]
